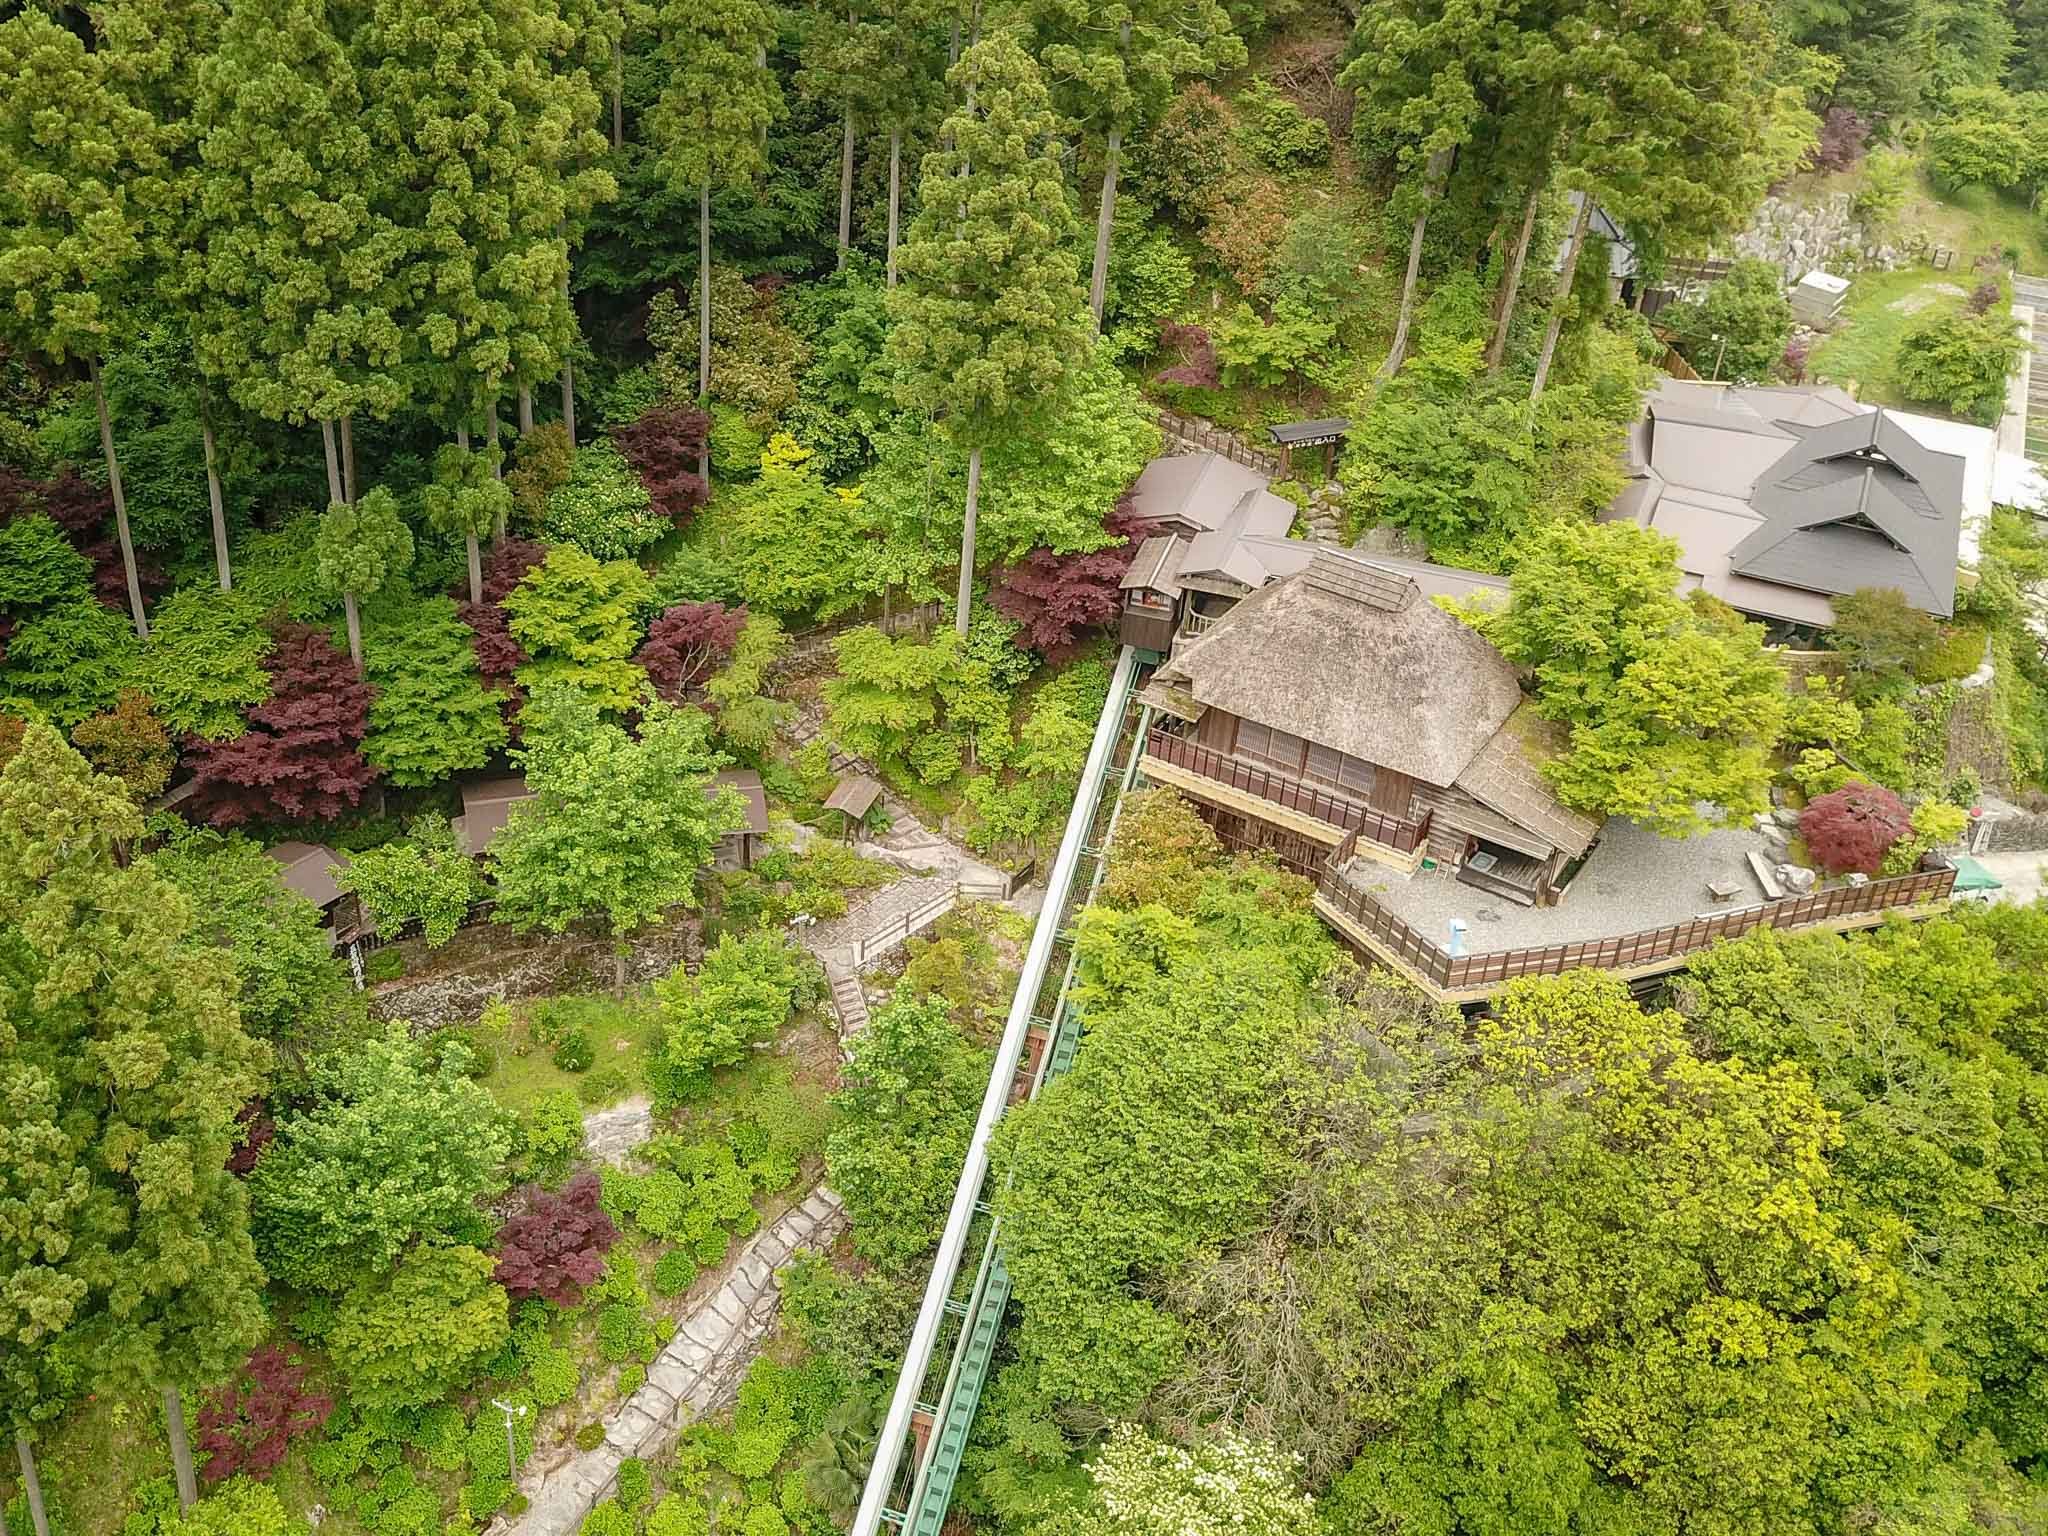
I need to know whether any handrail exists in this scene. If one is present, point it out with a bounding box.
[1314,861,1958,989]
[1144,727,1431,854]
[850,646,1144,1536]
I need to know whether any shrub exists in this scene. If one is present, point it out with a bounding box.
[646,1495,708,1536]
[1852,149,1913,237]
[581,1499,635,1536]
[1199,174,1290,295]
[1134,84,1235,221]
[1894,306,2024,424]
[544,439,668,558]
[1211,298,1338,388]
[359,595,510,785]
[1805,104,1870,172]
[1830,587,1940,694]
[523,1088,585,1173]
[1153,321,1220,389]
[652,932,822,1103]
[195,1345,335,1484]
[158,1477,302,1536]
[327,1244,511,1409]
[494,1173,621,1307]
[1801,781,1914,875]
[1883,798,1971,875]
[553,1029,596,1072]
[579,1064,632,1105]
[616,1459,652,1513]
[575,1422,608,1452]
[362,947,405,984]
[1235,76,1330,169]
[652,1249,699,1296]
[508,422,575,526]
[598,1302,657,1362]
[613,403,711,527]
[70,688,174,797]
[0,511,91,615]
[126,585,275,741]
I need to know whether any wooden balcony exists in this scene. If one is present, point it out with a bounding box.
[1312,862,1959,1002]
[1143,726,1431,855]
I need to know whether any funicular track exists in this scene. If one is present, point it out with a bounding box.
[850,646,1154,1536]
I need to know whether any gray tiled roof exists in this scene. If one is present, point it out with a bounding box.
[1729,408,1964,617]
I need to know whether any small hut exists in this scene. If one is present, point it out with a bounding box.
[709,768,770,870]
[822,774,884,840]
[451,773,535,853]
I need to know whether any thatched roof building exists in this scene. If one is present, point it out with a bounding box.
[1157,550,1525,789]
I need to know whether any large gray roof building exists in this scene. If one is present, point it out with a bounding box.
[1605,381,1987,624]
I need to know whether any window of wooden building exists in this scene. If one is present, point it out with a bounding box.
[1236,719,1309,775]
[1304,741,1375,798]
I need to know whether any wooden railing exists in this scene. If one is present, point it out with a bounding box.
[1314,863,1959,992]
[1180,609,1218,637]
[1155,409,1282,478]
[1144,727,1431,854]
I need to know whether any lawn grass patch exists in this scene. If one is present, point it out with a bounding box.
[480,992,665,1117]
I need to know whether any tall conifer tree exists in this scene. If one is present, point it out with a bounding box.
[651,0,782,491]
[885,33,1092,637]
[0,13,162,637]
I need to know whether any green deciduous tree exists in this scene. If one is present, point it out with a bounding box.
[314,488,414,675]
[821,625,961,775]
[333,814,488,947]
[1490,520,1787,832]
[325,1243,510,1410]
[488,684,740,992]
[824,991,989,1273]
[0,12,164,637]
[124,587,273,740]
[1661,259,1796,383]
[885,34,1094,635]
[1894,303,2025,425]
[2,597,142,729]
[357,594,511,786]
[0,726,271,1505]
[149,823,359,1066]
[652,931,821,1102]
[502,545,653,711]
[250,1025,511,1292]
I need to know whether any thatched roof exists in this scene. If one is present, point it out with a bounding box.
[1454,706,1600,858]
[1157,550,1525,788]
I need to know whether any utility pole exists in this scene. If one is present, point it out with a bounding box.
[491,1399,530,1480]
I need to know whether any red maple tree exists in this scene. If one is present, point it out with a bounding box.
[613,403,711,526]
[637,601,747,702]
[990,502,1158,662]
[457,537,547,680]
[196,1345,334,1483]
[183,624,379,826]
[1800,781,1913,876]
[493,1173,620,1308]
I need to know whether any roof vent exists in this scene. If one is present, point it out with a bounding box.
[1304,549,1418,611]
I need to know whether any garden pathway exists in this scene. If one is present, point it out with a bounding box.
[497,1187,847,1536]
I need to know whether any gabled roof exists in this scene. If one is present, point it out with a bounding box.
[1119,534,1187,595]
[709,769,769,836]
[1157,550,1524,788]
[1124,452,1272,534]
[1453,708,1600,859]
[267,841,350,909]
[1728,408,1965,616]
[1178,488,1298,589]
[452,773,534,851]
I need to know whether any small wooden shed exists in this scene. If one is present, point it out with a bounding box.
[822,774,884,839]
[709,768,770,871]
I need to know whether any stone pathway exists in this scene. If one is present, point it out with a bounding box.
[499,1188,848,1536]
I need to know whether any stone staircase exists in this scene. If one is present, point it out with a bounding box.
[2014,273,2048,461]
[824,961,869,1038]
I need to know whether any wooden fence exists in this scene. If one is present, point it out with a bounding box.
[849,886,961,969]
[1146,728,1432,853]
[1315,863,1958,993]
[1154,409,1282,478]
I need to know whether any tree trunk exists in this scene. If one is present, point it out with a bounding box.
[886,127,902,289]
[339,413,356,503]
[15,1437,46,1536]
[1089,124,1122,327]
[1379,148,1451,384]
[561,265,578,444]
[457,421,470,454]
[198,375,231,591]
[321,417,345,506]
[837,99,855,269]
[1485,182,1542,373]
[164,1388,198,1512]
[466,531,484,604]
[518,384,534,433]
[698,174,713,496]
[955,444,980,638]
[1531,193,1592,403]
[486,395,506,543]
[90,357,149,639]
[610,35,623,148]
[343,590,363,676]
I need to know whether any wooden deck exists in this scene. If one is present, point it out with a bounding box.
[1456,847,1547,906]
